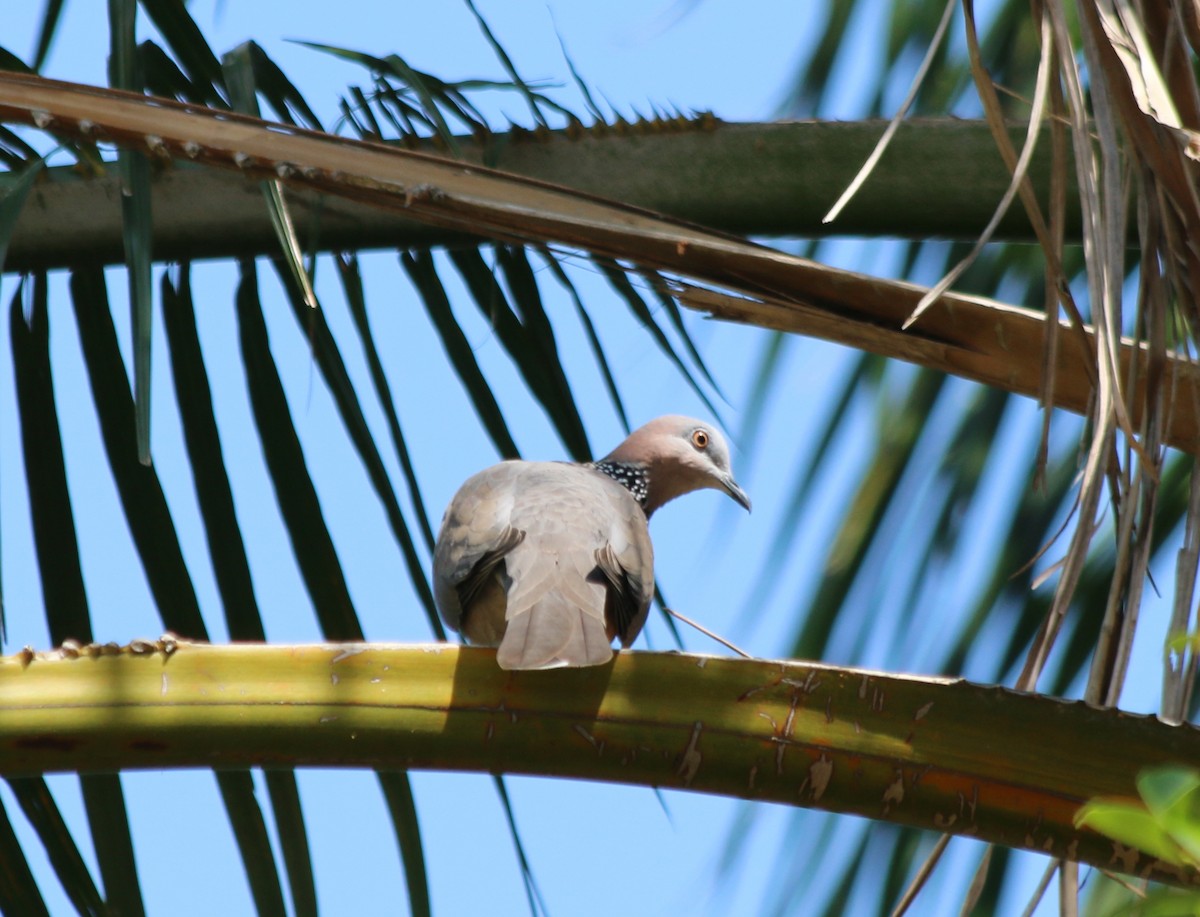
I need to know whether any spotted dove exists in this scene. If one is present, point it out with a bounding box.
[433,415,751,669]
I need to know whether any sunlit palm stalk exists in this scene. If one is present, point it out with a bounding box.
[2,641,1199,888]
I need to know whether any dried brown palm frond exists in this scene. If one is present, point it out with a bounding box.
[755,2,1200,912]
[883,1,1200,912]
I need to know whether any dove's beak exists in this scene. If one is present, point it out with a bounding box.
[721,475,752,513]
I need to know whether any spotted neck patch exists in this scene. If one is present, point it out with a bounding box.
[589,461,650,508]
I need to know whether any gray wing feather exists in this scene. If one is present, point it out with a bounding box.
[433,461,654,669]
[433,463,524,633]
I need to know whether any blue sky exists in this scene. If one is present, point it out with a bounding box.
[0,2,1182,915]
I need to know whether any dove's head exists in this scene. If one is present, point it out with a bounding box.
[599,415,751,517]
